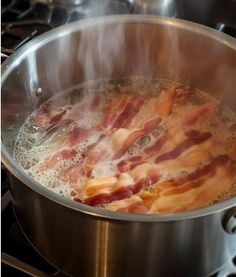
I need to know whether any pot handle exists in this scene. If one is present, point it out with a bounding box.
[222,207,236,234]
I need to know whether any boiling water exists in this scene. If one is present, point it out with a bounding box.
[14,77,236,212]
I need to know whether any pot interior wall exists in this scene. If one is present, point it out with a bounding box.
[2,20,236,154]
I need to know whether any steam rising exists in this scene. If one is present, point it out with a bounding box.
[20,1,235,113]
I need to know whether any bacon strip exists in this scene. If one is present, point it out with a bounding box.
[155,89,177,116]
[149,157,234,213]
[102,96,127,128]
[39,126,101,171]
[155,132,212,163]
[80,91,176,170]
[112,117,162,160]
[31,98,69,128]
[32,95,101,129]
[39,148,77,171]
[116,197,151,214]
[129,89,177,130]
[106,195,143,213]
[84,117,162,167]
[112,154,233,214]
[60,126,101,147]
[144,135,168,156]
[51,95,144,175]
[75,175,159,206]
[118,156,143,172]
[118,130,209,173]
[176,154,230,185]
[183,102,217,126]
[49,110,67,125]
[112,96,144,128]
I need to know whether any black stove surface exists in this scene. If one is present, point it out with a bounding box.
[1,0,236,276]
[1,0,132,55]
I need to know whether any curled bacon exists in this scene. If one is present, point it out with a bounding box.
[75,175,159,206]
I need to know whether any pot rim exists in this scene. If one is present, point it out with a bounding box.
[2,14,236,222]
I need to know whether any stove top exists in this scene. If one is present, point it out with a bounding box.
[1,0,236,276]
[2,0,236,56]
[1,0,132,55]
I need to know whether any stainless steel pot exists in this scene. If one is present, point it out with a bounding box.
[1,15,236,277]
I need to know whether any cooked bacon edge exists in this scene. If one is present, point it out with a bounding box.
[155,132,212,163]
[74,175,159,206]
